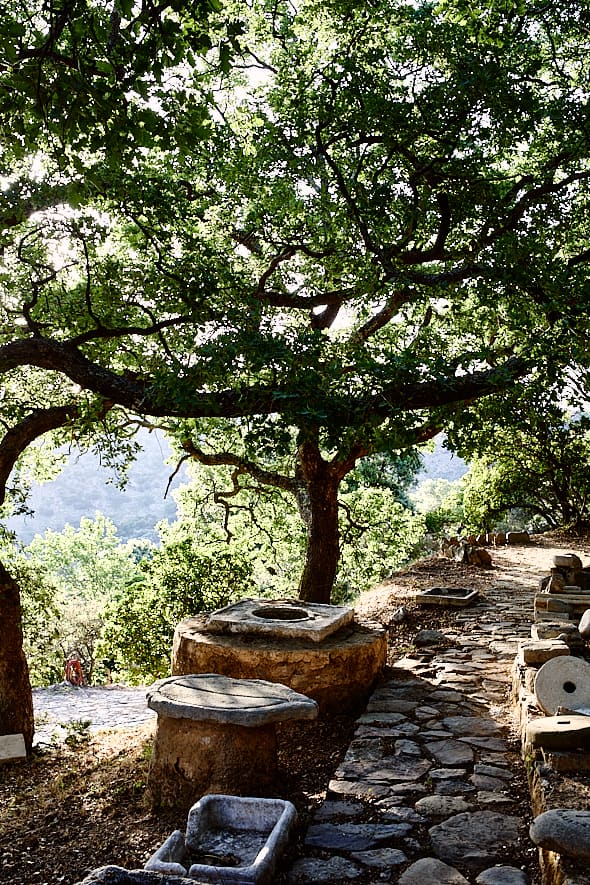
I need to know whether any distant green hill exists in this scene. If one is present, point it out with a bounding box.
[5,433,467,545]
[5,430,182,544]
[418,438,467,484]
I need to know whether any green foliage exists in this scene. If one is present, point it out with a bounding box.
[452,384,590,532]
[411,478,465,537]
[335,488,426,602]
[6,515,147,684]
[1,0,590,605]
[25,513,142,600]
[101,539,253,682]
[5,551,63,686]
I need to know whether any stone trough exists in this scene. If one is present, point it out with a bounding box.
[414,587,479,608]
[144,794,297,884]
[172,598,387,715]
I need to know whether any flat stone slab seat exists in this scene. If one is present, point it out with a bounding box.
[146,674,318,808]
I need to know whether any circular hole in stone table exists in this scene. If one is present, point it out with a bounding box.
[563,681,577,694]
[252,606,310,621]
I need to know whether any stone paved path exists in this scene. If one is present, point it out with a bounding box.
[41,544,555,884]
[33,684,155,745]
[286,569,542,884]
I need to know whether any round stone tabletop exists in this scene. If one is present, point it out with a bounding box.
[146,674,319,726]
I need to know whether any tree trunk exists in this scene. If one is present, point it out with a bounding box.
[296,441,342,604]
[0,560,34,752]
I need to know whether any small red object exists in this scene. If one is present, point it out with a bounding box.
[65,657,85,686]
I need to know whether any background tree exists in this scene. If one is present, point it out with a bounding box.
[451,384,590,532]
[100,539,252,681]
[1,0,590,744]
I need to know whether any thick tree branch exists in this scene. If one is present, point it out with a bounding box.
[180,438,297,494]
[0,404,77,505]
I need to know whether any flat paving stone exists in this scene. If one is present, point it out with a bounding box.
[288,856,363,882]
[398,857,470,884]
[429,811,521,872]
[425,738,474,766]
[304,821,412,850]
[475,867,528,884]
[415,794,472,818]
[350,847,408,867]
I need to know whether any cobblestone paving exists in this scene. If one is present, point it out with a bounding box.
[37,556,544,884]
[33,684,155,745]
[286,579,538,884]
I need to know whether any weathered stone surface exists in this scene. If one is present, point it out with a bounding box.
[377,805,425,824]
[442,716,501,736]
[534,655,590,715]
[395,739,421,755]
[361,756,431,782]
[398,857,470,884]
[539,574,566,594]
[579,608,590,640]
[470,774,508,792]
[473,763,511,780]
[415,795,471,818]
[531,621,583,646]
[475,866,528,884]
[288,856,364,883]
[147,674,318,725]
[554,554,583,570]
[205,598,353,642]
[327,779,391,800]
[530,809,590,860]
[350,847,408,868]
[477,791,512,806]
[415,629,447,646]
[425,739,474,766]
[304,822,411,851]
[78,866,198,884]
[435,779,476,796]
[507,531,530,545]
[526,714,590,751]
[313,800,365,821]
[0,733,26,763]
[518,639,570,665]
[172,615,387,714]
[148,717,278,809]
[430,767,467,780]
[529,808,590,860]
[429,811,521,871]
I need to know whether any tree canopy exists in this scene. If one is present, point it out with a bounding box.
[1,0,589,602]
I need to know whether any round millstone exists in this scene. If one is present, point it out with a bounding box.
[530,809,590,860]
[534,655,590,715]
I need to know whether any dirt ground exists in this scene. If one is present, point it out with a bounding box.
[1,529,589,885]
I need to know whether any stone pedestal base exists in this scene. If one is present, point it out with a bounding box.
[148,716,278,809]
[171,616,387,715]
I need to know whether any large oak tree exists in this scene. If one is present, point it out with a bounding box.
[1,0,589,746]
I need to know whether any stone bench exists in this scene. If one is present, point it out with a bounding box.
[146,674,318,808]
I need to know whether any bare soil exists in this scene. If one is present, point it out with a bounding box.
[1,529,589,885]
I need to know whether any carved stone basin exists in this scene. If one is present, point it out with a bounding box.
[205,598,354,643]
[173,600,387,715]
[415,587,479,607]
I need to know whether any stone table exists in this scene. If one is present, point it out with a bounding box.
[146,674,318,808]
